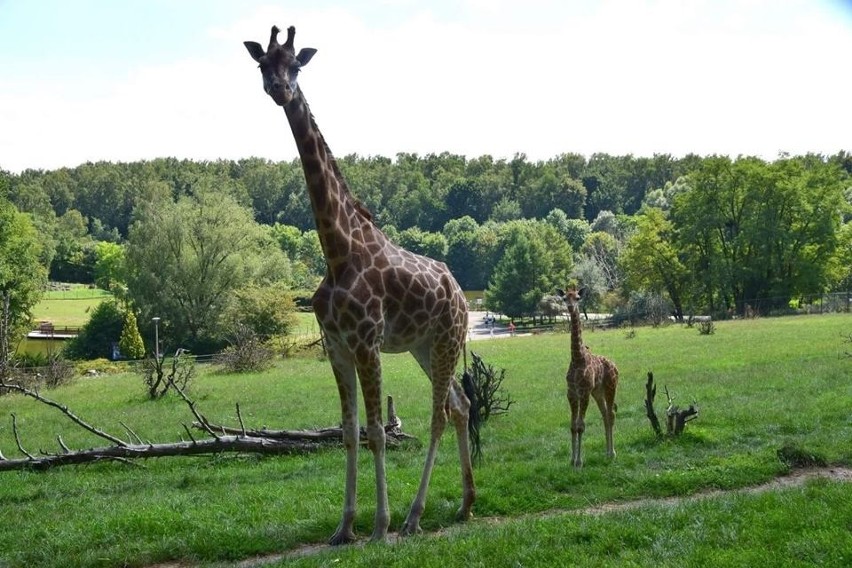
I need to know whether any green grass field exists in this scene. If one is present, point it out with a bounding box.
[31,285,112,328]
[0,314,850,567]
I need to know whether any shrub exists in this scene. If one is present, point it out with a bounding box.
[63,300,123,360]
[118,309,145,359]
[698,320,716,335]
[214,324,275,373]
[220,285,298,342]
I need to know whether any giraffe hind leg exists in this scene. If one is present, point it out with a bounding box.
[593,390,616,460]
[447,378,476,521]
[401,342,474,534]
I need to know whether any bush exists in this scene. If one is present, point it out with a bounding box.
[698,320,716,335]
[220,285,298,342]
[63,300,123,360]
[215,325,275,373]
[118,309,145,359]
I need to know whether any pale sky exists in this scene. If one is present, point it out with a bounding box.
[1,0,850,174]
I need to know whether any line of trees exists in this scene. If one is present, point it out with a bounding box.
[1,151,850,354]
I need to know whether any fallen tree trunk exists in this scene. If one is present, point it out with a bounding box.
[0,381,417,472]
[0,435,322,472]
[193,422,417,446]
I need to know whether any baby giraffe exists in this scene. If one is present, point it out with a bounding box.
[557,287,618,467]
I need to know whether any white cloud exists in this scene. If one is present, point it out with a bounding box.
[1,1,849,173]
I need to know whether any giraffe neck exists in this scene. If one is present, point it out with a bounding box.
[568,304,586,365]
[283,89,377,272]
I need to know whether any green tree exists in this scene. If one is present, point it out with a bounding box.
[125,190,290,351]
[827,221,852,291]
[485,222,569,319]
[672,156,847,313]
[220,285,298,341]
[490,197,522,222]
[621,208,690,319]
[64,300,123,360]
[0,197,47,351]
[398,227,448,262]
[94,241,125,293]
[118,308,145,359]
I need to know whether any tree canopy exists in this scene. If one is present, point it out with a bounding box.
[4,150,850,333]
[0,196,47,347]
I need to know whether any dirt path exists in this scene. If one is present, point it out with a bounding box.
[178,466,850,567]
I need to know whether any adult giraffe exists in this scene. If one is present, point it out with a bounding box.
[243,25,476,544]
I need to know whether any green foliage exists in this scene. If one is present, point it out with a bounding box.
[5,152,850,322]
[93,241,125,293]
[486,230,551,317]
[621,207,690,319]
[397,226,448,261]
[0,197,48,347]
[125,190,290,350]
[215,324,275,373]
[62,300,123,360]
[672,156,847,313]
[118,309,145,359]
[220,285,298,341]
[486,221,574,318]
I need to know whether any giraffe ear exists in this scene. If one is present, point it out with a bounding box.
[297,48,317,66]
[244,41,266,62]
[578,287,588,300]
[556,289,565,298]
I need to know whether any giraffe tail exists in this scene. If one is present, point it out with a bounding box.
[461,367,482,464]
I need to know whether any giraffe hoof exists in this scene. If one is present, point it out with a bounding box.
[328,528,357,546]
[399,521,423,537]
[455,507,473,522]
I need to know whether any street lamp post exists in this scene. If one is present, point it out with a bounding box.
[152,317,161,360]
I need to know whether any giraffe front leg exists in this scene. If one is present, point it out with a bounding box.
[329,356,359,546]
[569,395,588,468]
[357,353,390,542]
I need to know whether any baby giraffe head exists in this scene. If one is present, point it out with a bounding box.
[556,286,587,311]
[244,26,317,107]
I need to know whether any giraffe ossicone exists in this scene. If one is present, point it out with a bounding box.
[244,25,476,544]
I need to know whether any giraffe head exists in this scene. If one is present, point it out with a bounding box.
[556,286,586,310]
[244,26,317,107]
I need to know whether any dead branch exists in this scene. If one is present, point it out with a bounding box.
[0,434,326,472]
[644,371,698,438]
[192,396,416,447]
[191,420,417,447]
[0,378,417,472]
[2,382,128,446]
[644,372,663,437]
